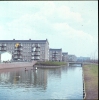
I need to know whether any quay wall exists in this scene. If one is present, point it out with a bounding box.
[0,61,37,69]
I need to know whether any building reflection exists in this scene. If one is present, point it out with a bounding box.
[48,68,61,78]
[0,72,10,83]
[61,66,68,72]
[0,68,48,90]
[0,66,79,89]
[34,69,47,90]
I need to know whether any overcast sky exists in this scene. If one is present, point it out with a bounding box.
[0,1,98,59]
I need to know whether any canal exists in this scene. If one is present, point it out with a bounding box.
[0,65,83,99]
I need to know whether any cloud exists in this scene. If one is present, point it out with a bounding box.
[56,6,83,22]
[0,1,98,58]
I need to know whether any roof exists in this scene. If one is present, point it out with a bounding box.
[68,55,76,57]
[77,57,90,59]
[0,39,49,44]
[49,48,62,51]
[62,52,68,54]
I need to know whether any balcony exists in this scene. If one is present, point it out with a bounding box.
[34,56,40,60]
[0,44,6,47]
[0,48,6,51]
[31,57,34,60]
[0,44,2,47]
[35,48,40,52]
[20,44,23,47]
[14,48,23,51]
[14,52,17,54]
[18,56,22,59]
[14,52,22,55]
[17,53,22,55]
[14,48,18,51]
[14,56,18,59]
[52,58,58,61]
[31,52,35,55]
[53,51,58,54]
[3,44,6,46]
[32,47,36,52]
[35,44,40,48]
[32,44,35,47]
[19,48,23,51]
[14,56,22,59]
[35,52,40,56]
[52,53,58,57]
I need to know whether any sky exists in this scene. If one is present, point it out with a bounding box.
[0,1,98,59]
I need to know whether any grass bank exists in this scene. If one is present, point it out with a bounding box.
[35,61,67,66]
[83,64,98,99]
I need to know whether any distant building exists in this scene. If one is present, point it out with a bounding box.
[68,55,77,62]
[49,48,62,61]
[62,52,68,62]
[77,57,90,62]
[0,39,49,61]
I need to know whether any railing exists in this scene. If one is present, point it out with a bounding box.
[34,57,40,60]
[68,61,83,66]
[31,57,34,60]
[0,44,6,47]
[0,49,6,51]
[35,48,40,52]
[14,48,23,51]
[35,52,40,55]
[35,44,40,48]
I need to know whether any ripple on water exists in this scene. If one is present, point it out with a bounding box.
[0,66,83,99]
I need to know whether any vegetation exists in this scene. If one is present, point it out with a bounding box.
[35,61,67,66]
[83,64,98,99]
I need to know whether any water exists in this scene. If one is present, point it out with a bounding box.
[0,65,83,99]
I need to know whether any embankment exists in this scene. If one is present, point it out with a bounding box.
[83,64,98,99]
[0,61,37,69]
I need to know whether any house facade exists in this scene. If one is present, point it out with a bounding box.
[62,52,68,62]
[68,54,77,62]
[49,48,62,61]
[0,39,49,61]
[77,57,90,62]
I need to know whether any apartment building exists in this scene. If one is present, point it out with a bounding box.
[77,57,90,62]
[0,39,49,61]
[62,52,68,62]
[49,48,62,61]
[68,54,77,62]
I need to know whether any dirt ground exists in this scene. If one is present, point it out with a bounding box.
[83,64,98,99]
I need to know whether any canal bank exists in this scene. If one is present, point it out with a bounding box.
[35,61,67,66]
[0,61,37,70]
[34,61,67,68]
[83,64,98,99]
[35,65,62,69]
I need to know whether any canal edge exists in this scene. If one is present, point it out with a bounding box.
[82,65,86,99]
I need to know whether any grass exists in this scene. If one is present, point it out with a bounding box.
[35,61,67,66]
[83,64,98,99]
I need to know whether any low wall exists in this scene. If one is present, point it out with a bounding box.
[36,65,61,69]
[0,61,37,69]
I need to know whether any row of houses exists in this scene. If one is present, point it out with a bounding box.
[0,39,86,62]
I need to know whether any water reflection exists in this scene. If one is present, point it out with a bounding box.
[0,68,47,90]
[48,68,61,78]
[0,66,83,99]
